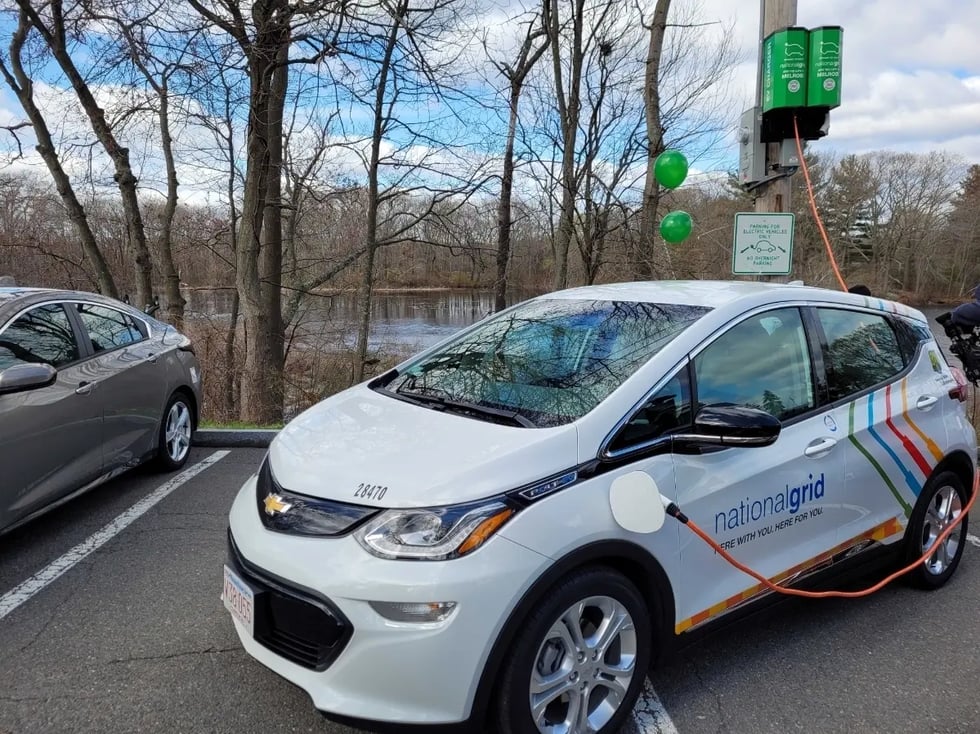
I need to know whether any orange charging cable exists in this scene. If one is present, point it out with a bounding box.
[671,471,979,599]
[793,115,849,292]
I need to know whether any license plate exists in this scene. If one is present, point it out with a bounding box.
[222,565,255,637]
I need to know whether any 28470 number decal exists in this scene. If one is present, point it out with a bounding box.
[354,483,388,501]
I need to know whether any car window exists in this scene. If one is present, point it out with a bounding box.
[383,299,711,427]
[817,308,905,402]
[695,307,815,422]
[607,368,692,453]
[0,304,79,370]
[891,316,928,365]
[75,303,145,354]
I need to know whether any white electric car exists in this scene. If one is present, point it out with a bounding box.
[223,281,977,733]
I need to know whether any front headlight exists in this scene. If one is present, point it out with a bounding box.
[354,497,519,560]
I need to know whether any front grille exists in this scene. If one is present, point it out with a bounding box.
[255,458,380,536]
[228,531,351,671]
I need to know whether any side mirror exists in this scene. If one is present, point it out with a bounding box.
[0,363,57,395]
[676,404,781,448]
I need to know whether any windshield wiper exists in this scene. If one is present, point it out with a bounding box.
[388,388,537,428]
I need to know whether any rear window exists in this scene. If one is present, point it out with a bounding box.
[75,303,145,353]
[382,299,711,427]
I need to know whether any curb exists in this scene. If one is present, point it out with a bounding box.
[193,429,278,449]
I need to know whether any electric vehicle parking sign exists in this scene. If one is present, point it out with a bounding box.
[733,213,795,275]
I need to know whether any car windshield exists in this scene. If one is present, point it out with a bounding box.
[379,298,711,427]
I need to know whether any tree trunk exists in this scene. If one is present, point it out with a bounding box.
[157,81,186,327]
[354,1,404,383]
[223,289,240,420]
[236,12,290,423]
[261,42,286,397]
[637,0,671,280]
[548,0,585,291]
[495,87,521,312]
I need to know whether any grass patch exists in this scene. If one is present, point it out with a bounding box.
[200,420,284,430]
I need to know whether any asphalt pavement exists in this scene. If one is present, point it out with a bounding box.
[1,447,978,734]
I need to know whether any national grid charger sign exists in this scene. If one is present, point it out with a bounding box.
[732,212,795,275]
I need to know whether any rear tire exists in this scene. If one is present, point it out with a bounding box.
[492,566,651,734]
[905,470,969,589]
[154,391,194,472]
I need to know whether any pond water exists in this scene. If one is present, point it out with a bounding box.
[183,288,511,354]
[181,288,956,356]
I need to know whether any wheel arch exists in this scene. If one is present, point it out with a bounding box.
[469,539,675,727]
[931,450,977,495]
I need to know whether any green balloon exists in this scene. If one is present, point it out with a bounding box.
[655,150,689,189]
[660,210,693,243]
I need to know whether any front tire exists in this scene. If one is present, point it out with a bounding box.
[905,470,969,589]
[155,392,193,472]
[492,567,652,734]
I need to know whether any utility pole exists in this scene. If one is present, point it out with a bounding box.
[755,0,797,216]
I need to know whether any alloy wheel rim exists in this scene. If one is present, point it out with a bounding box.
[529,595,637,734]
[165,401,191,463]
[921,484,962,576]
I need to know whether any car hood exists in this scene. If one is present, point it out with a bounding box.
[268,385,579,508]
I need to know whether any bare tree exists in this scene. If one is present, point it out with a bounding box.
[485,5,549,311]
[86,2,204,327]
[13,0,156,309]
[636,1,738,278]
[0,9,118,297]
[187,0,345,422]
[637,0,670,280]
[544,0,594,290]
[333,0,490,382]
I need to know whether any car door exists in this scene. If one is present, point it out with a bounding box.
[599,365,693,599]
[69,302,168,472]
[811,307,937,543]
[0,302,103,530]
[670,307,846,633]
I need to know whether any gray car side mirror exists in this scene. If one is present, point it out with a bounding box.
[0,363,57,395]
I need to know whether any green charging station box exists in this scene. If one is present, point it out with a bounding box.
[807,26,843,108]
[762,27,809,112]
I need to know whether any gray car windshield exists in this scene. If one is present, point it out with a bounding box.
[381,299,711,427]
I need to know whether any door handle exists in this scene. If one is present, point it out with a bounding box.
[145,352,157,364]
[915,395,939,411]
[75,381,94,396]
[804,437,837,458]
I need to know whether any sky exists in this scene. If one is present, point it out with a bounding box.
[696,0,980,163]
[0,0,977,208]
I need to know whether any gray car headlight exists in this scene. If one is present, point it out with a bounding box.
[353,498,520,560]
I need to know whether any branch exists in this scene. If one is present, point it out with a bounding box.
[0,121,31,159]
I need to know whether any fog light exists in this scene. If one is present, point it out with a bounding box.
[369,601,457,623]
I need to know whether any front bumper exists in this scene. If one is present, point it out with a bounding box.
[226,531,351,671]
[226,476,550,724]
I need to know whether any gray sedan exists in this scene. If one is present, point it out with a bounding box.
[0,287,202,534]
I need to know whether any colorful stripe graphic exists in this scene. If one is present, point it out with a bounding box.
[899,378,944,462]
[675,517,906,634]
[883,384,931,477]
[849,401,913,516]
[865,392,922,496]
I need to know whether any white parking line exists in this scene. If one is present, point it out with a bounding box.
[0,451,229,623]
[968,534,980,549]
[632,678,679,734]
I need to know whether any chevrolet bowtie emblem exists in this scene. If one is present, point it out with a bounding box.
[263,493,292,516]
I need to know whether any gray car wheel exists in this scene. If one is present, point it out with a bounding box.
[156,392,193,471]
[493,567,652,734]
